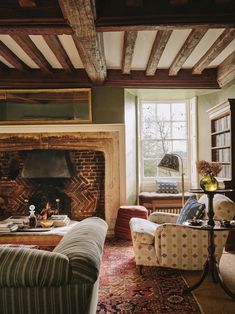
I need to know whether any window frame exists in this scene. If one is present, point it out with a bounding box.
[139,99,191,191]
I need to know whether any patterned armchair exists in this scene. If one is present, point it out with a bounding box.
[130,194,235,272]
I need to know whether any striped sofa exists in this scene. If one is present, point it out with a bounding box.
[0,217,108,314]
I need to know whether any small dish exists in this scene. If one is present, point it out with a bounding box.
[39,220,54,228]
[187,219,203,226]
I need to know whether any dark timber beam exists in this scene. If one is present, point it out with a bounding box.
[43,35,74,72]
[192,28,235,74]
[122,31,138,74]
[169,28,208,76]
[0,41,29,71]
[18,0,36,8]
[146,30,172,76]
[11,35,53,73]
[0,68,219,89]
[0,25,72,35]
[59,0,107,84]
[217,51,235,87]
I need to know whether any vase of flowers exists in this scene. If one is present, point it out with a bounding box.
[196,160,222,192]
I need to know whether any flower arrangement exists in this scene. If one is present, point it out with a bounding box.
[196,160,222,177]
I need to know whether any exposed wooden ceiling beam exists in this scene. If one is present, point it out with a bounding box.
[169,28,207,76]
[0,41,29,71]
[43,35,74,72]
[105,69,219,88]
[0,25,72,35]
[0,68,219,89]
[0,61,9,72]
[18,0,36,8]
[217,51,235,87]
[122,31,138,74]
[146,30,172,76]
[192,28,235,74]
[59,0,107,85]
[95,0,235,31]
[11,35,52,73]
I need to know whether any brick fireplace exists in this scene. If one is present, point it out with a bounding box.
[0,124,125,235]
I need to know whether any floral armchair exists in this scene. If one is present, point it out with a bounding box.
[129,194,235,272]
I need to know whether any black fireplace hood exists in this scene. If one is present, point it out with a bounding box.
[21,149,72,178]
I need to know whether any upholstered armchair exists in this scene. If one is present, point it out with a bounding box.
[130,194,235,272]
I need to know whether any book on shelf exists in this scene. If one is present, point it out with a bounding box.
[49,215,70,227]
[0,221,18,232]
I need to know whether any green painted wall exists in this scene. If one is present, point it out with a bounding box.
[197,80,235,161]
[92,87,125,123]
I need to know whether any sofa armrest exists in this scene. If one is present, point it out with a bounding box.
[0,248,69,288]
[54,217,108,284]
[154,224,228,270]
[149,212,179,224]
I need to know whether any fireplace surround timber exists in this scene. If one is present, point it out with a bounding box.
[0,124,125,235]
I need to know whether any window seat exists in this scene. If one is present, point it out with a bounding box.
[139,191,196,214]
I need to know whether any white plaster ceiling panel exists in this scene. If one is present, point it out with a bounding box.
[183,28,225,68]
[58,35,84,68]
[0,35,39,68]
[0,56,14,68]
[132,31,157,70]
[209,38,235,67]
[103,31,124,68]
[158,29,192,68]
[29,35,62,68]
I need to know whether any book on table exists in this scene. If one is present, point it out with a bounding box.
[49,215,70,227]
[0,221,18,232]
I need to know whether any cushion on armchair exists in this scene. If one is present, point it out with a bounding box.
[176,197,205,224]
[198,194,235,221]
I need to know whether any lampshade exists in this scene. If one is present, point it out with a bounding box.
[158,154,180,173]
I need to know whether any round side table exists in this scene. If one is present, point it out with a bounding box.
[183,189,235,299]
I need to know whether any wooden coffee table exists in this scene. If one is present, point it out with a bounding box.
[0,220,78,249]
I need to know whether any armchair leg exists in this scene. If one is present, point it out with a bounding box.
[137,265,143,275]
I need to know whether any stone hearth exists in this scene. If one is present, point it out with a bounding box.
[0,124,125,235]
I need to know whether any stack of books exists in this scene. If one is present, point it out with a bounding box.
[0,221,18,233]
[49,215,70,227]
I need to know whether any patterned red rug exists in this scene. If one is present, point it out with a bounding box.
[97,239,202,314]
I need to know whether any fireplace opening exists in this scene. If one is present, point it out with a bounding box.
[29,183,71,218]
[0,150,105,221]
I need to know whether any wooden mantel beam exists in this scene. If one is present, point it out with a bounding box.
[59,0,107,84]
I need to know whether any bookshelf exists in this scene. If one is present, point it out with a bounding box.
[207,99,235,184]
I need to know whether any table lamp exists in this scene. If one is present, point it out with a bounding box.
[158,153,185,206]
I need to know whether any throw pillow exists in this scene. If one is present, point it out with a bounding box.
[176,197,205,224]
[156,180,179,194]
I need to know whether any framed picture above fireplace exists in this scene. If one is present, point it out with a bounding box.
[0,88,92,124]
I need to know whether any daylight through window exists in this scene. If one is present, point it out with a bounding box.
[140,101,189,181]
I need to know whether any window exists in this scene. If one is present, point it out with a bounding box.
[140,100,190,188]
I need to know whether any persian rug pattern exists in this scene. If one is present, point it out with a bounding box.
[97,239,202,314]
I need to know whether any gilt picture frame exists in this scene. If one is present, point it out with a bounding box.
[0,88,92,124]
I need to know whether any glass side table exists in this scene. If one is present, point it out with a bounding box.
[183,188,235,299]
